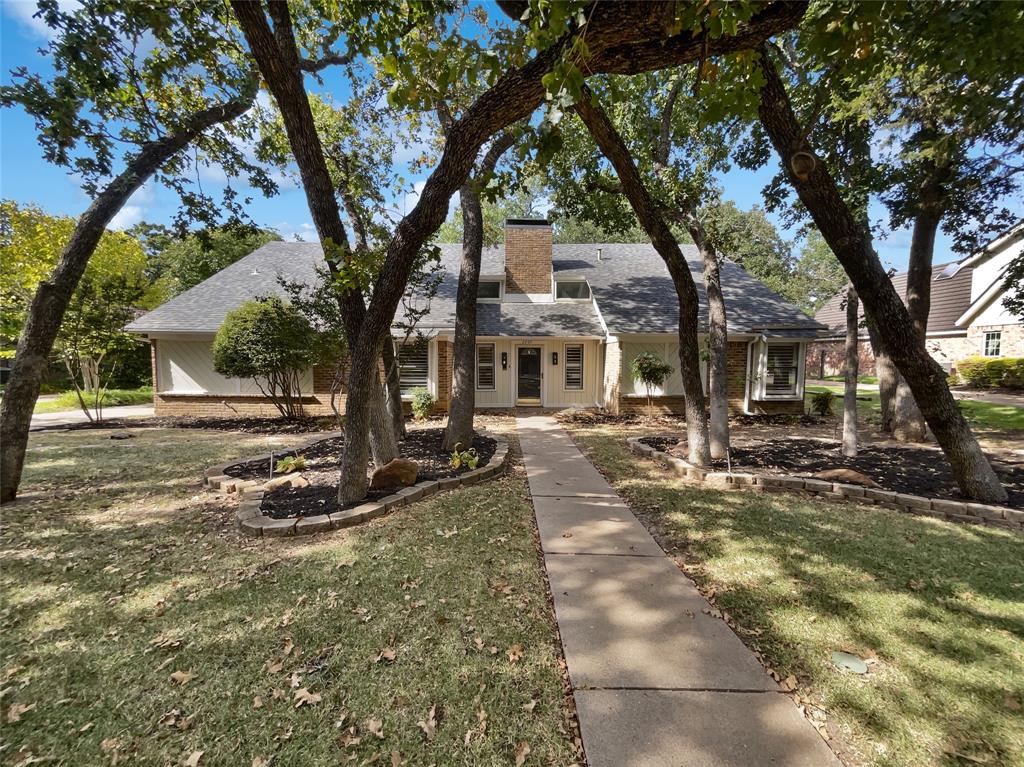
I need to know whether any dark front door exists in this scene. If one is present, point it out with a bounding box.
[517,347,542,404]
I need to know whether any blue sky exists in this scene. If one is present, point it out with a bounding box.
[0,0,975,272]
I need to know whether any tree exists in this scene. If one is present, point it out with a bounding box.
[705,201,794,298]
[0,0,277,502]
[842,286,858,457]
[788,229,847,315]
[146,225,282,297]
[630,351,674,420]
[754,44,1007,503]
[234,0,806,502]
[213,297,329,420]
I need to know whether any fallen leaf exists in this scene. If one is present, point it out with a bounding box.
[170,671,195,686]
[375,647,397,664]
[781,675,797,692]
[514,740,531,766]
[279,609,293,627]
[507,644,523,663]
[1005,695,1022,711]
[252,695,263,709]
[7,703,36,723]
[266,659,284,674]
[281,637,295,656]
[293,688,321,708]
[183,751,203,767]
[364,717,384,739]
[391,751,402,767]
[289,672,302,689]
[417,705,437,741]
[252,757,271,767]
[522,699,538,713]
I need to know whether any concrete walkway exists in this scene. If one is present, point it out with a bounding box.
[517,415,841,767]
[30,404,154,430]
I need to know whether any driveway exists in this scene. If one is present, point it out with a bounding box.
[30,404,154,430]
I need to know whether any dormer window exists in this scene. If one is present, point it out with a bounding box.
[477,280,502,301]
[556,280,591,300]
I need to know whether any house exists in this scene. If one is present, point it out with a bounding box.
[126,219,825,417]
[807,223,1024,378]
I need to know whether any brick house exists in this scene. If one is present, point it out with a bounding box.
[806,223,1024,378]
[127,219,825,417]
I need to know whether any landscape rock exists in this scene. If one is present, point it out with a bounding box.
[812,468,880,488]
[369,458,419,489]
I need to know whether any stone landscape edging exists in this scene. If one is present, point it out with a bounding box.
[626,436,1023,533]
[204,430,511,537]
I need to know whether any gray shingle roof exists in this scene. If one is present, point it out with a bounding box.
[127,240,823,337]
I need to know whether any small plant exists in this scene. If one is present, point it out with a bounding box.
[810,389,835,416]
[410,387,435,419]
[449,442,479,470]
[629,351,674,419]
[275,454,306,474]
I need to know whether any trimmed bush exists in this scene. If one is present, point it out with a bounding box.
[410,387,435,419]
[955,356,1024,389]
[810,389,835,416]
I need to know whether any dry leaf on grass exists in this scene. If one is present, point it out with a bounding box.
[293,688,321,708]
[252,696,263,710]
[507,644,523,663]
[522,699,538,713]
[417,705,438,741]
[169,671,195,686]
[364,717,384,739]
[252,757,271,767]
[183,751,203,767]
[374,647,397,664]
[278,609,293,627]
[514,740,531,766]
[6,703,36,723]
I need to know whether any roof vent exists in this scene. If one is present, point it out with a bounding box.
[597,247,603,262]
[251,266,261,276]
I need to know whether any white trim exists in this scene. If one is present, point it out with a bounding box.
[514,343,544,405]
[553,278,592,302]
[476,279,504,303]
[952,223,1024,271]
[956,266,1009,327]
[503,292,552,303]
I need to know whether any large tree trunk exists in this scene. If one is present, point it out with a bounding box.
[0,89,254,504]
[380,340,406,441]
[756,48,1006,503]
[367,370,399,467]
[892,198,944,442]
[233,0,395,503]
[842,286,859,457]
[684,208,730,460]
[864,318,897,431]
[443,132,516,452]
[575,85,711,465]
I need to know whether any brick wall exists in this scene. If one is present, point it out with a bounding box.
[504,223,552,295]
[619,340,803,416]
[602,340,621,414]
[434,339,453,413]
[967,323,1024,358]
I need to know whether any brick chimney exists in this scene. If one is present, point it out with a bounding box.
[504,219,552,299]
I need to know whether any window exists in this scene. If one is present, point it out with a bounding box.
[398,342,429,396]
[556,280,591,300]
[763,343,799,397]
[477,281,501,300]
[564,344,584,390]
[984,331,1002,357]
[476,344,495,390]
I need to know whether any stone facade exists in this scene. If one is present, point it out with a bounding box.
[504,223,553,295]
[967,323,1024,358]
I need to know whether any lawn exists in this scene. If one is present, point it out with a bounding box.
[806,384,1024,432]
[562,418,1024,767]
[0,427,579,766]
[32,386,154,414]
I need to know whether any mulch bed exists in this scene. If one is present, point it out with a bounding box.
[52,415,335,434]
[639,435,1024,508]
[225,427,497,519]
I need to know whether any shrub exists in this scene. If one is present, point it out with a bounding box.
[956,356,1024,389]
[449,442,479,470]
[810,389,835,416]
[629,351,674,418]
[410,387,435,419]
[213,297,322,419]
[275,455,306,474]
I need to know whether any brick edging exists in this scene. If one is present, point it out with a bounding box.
[205,431,511,538]
[626,436,1023,533]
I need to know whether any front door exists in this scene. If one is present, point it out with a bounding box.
[516,346,542,405]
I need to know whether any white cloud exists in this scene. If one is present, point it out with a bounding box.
[402,180,427,215]
[275,221,316,242]
[108,205,143,231]
[4,0,78,40]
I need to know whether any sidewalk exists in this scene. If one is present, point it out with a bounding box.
[517,415,840,767]
[30,404,154,430]
[808,379,1023,408]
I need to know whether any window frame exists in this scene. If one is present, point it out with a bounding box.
[760,342,802,400]
[554,279,591,301]
[564,343,584,391]
[397,340,430,398]
[984,331,1002,357]
[475,343,496,391]
[476,279,503,303]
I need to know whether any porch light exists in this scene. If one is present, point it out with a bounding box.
[501,352,508,370]
[552,351,558,365]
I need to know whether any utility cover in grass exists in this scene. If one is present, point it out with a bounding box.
[831,651,868,674]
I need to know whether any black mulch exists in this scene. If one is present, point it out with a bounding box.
[228,427,497,519]
[639,435,1024,508]
[50,415,336,434]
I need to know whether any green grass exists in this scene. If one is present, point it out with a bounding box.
[0,427,578,766]
[32,386,154,413]
[562,420,1024,767]
[822,375,880,385]
[806,384,1024,432]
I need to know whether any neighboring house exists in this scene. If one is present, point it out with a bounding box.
[127,219,825,417]
[807,223,1024,378]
